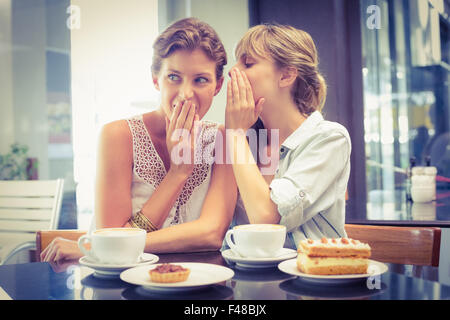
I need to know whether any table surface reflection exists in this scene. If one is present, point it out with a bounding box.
[1,251,449,300]
[345,189,450,226]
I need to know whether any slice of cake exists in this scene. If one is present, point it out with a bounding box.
[297,237,371,275]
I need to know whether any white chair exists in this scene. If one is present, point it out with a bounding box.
[0,179,64,264]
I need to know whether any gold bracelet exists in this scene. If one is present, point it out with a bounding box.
[128,210,158,233]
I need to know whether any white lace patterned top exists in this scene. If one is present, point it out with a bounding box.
[127,114,219,228]
[89,114,219,232]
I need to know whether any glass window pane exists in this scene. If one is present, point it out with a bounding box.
[360,0,450,219]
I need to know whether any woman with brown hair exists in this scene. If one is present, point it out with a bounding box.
[42,18,237,262]
[226,24,351,248]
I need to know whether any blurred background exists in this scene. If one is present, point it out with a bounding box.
[0,0,449,229]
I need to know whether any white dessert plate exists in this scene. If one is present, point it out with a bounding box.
[120,262,234,292]
[222,248,297,269]
[79,253,159,278]
[278,258,388,285]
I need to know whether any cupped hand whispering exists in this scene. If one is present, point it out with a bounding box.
[165,100,200,178]
[225,68,265,131]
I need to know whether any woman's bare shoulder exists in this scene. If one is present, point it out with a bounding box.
[101,119,130,135]
[99,119,133,150]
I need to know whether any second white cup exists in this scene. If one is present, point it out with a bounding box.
[225,224,286,258]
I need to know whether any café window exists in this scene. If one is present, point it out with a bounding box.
[0,0,159,229]
[0,0,75,227]
[360,0,450,215]
[70,0,159,228]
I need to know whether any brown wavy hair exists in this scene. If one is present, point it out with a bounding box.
[151,17,227,80]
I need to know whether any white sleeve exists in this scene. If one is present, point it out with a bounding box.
[269,129,350,231]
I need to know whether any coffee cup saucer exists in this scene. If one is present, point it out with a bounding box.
[79,253,159,278]
[221,248,297,270]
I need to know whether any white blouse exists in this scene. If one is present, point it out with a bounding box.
[90,114,218,232]
[231,111,351,249]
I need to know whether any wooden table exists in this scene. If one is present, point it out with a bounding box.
[0,251,449,303]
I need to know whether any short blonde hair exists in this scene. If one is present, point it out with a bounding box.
[235,24,327,115]
[151,17,227,81]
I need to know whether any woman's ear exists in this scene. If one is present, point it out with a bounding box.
[214,76,224,96]
[279,67,298,88]
[152,75,160,91]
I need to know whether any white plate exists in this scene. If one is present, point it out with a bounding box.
[120,262,235,292]
[222,248,297,269]
[79,253,159,278]
[278,258,388,285]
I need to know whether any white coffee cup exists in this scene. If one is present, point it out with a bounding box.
[225,224,286,258]
[78,228,146,265]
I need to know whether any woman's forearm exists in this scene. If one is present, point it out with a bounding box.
[145,138,238,253]
[139,169,189,228]
[227,131,280,224]
[144,218,224,253]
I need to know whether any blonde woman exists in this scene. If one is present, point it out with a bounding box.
[42,18,237,262]
[225,24,351,248]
